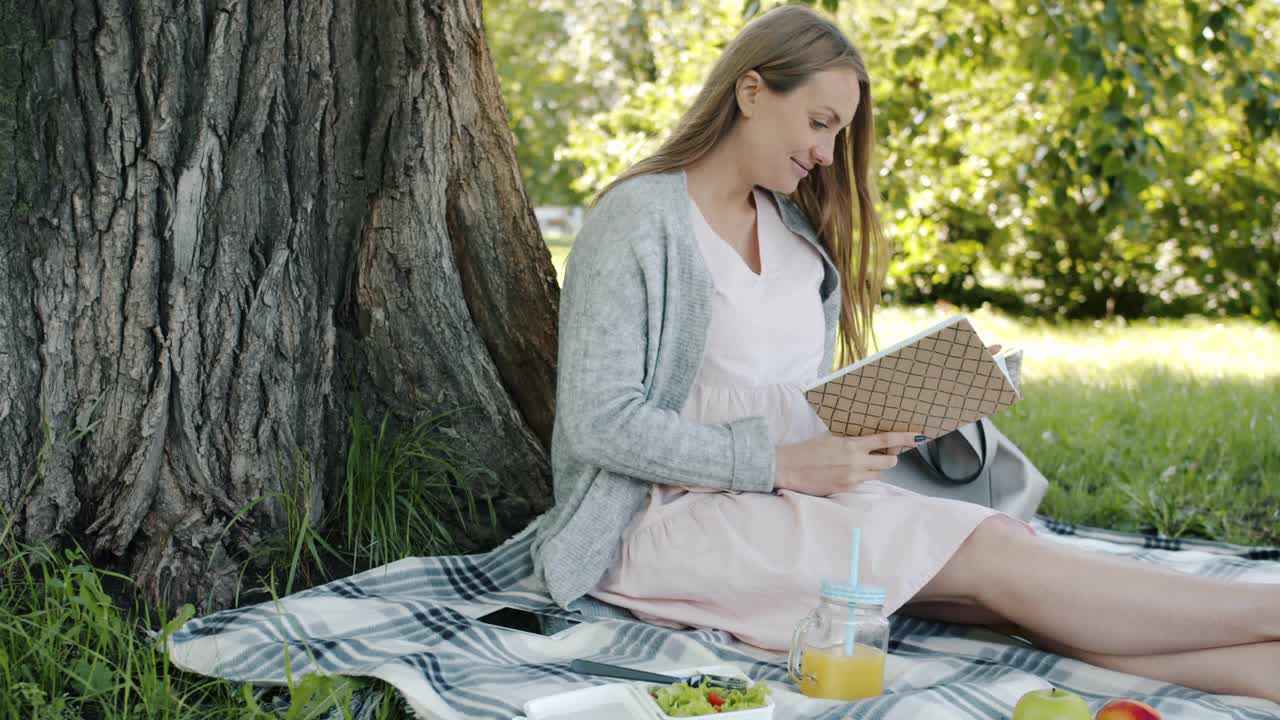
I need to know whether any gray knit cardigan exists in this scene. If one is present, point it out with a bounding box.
[531,169,842,607]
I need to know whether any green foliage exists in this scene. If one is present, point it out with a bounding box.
[485,0,1280,319]
[0,545,409,719]
[564,0,747,196]
[483,0,589,206]
[861,0,1280,319]
[482,0,689,206]
[210,398,496,600]
[0,391,488,720]
[0,546,239,719]
[485,0,747,202]
[244,455,343,598]
[338,399,497,571]
[267,673,369,720]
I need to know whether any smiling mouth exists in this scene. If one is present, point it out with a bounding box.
[792,158,810,176]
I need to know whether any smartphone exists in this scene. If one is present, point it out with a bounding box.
[474,606,579,637]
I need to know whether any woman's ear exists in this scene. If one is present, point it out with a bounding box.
[735,70,763,118]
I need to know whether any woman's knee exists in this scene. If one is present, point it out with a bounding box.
[973,513,1036,545]
[955,515,1036,584]
[914,514,1030,604]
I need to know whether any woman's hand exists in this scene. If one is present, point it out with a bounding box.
[774,431,924,497]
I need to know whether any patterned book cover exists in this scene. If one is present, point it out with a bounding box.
[804,315,1020,445]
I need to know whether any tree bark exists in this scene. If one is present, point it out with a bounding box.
[0,0,558,608]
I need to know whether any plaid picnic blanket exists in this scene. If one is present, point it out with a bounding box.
[168,516,1280,720]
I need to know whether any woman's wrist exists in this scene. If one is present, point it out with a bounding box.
[773,444,793,491]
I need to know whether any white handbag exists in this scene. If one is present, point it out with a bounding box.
[881,418,1049,521]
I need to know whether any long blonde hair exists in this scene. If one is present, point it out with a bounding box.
[598,4,889,366]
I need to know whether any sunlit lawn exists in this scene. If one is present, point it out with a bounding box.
[547,243,1280,546]
[876,306,1280,547]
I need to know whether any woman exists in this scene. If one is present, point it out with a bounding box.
[530,4,1279,702]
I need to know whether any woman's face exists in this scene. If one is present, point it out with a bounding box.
[737,67,861,193]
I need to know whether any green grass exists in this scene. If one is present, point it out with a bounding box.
[339,400,496,571]
[0,546,240,719]
[0,399,491,720]
[0,544,404,719]
[874,305,1280,546]
[233,400,495,594]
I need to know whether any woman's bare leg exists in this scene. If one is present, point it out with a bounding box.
[912,515,1280,657]
[902,600,1280,703]
[1016,630,1280,704]
[901,598,1280,703]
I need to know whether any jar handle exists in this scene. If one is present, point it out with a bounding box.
[787,614,816,686]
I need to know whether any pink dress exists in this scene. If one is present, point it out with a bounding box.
[589,188,1008,651]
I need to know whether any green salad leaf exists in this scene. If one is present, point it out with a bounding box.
[648,680,770,716]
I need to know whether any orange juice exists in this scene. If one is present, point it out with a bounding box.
[797,644,886,700]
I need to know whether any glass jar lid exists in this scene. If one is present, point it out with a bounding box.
[820,580,886,606]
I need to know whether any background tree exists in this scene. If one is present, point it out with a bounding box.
[483,0,679,208]
[495,0,1280,319]
[0,0,559,608]
[862,0,1280,319]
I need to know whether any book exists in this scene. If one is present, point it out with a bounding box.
[803,314,1022,447]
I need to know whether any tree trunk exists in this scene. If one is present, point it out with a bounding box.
[0,0,558,609]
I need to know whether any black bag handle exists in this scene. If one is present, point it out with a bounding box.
[915,420,992,486]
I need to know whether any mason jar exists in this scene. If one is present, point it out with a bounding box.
[787,581,890,701]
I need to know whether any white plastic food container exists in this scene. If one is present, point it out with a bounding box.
[518,663,775,720]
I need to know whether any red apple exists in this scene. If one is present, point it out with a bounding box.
[1095,698,1162,720]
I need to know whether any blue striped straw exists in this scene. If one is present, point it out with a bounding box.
[844,528,861,655]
